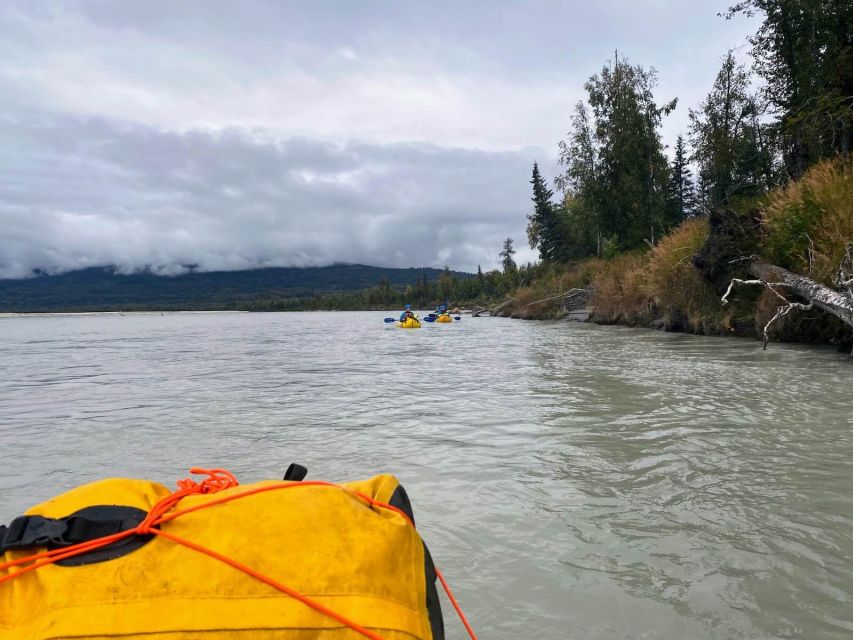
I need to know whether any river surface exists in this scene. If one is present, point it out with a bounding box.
[1,311,851,639]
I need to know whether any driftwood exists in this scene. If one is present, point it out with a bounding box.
[472,297,515,317]
[473,288,593,318]
[526,288,591,308]
[722,257,853,354]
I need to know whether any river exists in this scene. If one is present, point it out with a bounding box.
[1,311,851,639]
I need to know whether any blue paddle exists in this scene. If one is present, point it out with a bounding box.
[386,315,425,324]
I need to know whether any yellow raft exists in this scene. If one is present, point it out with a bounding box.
[0,471,445,640]
[435,314,452,323]
[395,317,421,328]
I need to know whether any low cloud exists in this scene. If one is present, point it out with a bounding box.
[0,113,537,278]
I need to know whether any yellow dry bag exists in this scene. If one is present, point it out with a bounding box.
[0,468,444,640]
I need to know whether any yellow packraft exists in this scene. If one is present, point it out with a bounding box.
[0,470,444,639]
[395,317,421,329]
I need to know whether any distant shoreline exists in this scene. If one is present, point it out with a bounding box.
[0,310,251,318]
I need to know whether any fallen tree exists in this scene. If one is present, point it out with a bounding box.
[472,297,515,317]
[722,250,853,354]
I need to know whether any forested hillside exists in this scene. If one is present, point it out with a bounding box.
[0,264,473,312]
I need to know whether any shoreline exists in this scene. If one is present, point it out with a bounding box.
[0,310,250,318]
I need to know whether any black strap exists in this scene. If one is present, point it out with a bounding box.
[283,463,308,481]
[1,512,138,553]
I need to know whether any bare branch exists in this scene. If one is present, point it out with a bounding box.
[759,300,813,350]
[805,234,816,275]
[721,278,764,305]
[727,254,759,265]
[721,275,816,349]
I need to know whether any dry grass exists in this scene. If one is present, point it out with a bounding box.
[644,218,724,333]
[762,156,853,284]
[507,260,603,319]
[587,219,726,333]
[590,254,651,325]
[512,220,722,331]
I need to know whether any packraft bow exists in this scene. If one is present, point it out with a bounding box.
[0,467,475,640]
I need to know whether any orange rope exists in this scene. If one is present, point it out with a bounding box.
[0,468,477,640]
[435,568,478,640]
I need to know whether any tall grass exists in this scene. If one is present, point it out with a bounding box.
[507,220,721,331]
[644,218,723,333]
[508,259,604,319]
[589,254,651,325]
[762,156,853,284]
[587,219,725,332]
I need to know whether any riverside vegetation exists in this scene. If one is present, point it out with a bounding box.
[495,1,853,354]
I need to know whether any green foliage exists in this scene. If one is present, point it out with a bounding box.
[554,194,598,260]
[601,236,621,260]
[667,135,697,220]
[527,162,564,262]
[556,53,676,255]
[555,103,597,200]
[587,54,676,247]
[726,0,853,175]
[499,237,517,274]
[689,52,777,208]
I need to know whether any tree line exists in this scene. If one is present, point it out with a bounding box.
[240,257,531,311]
[526,0,852,264]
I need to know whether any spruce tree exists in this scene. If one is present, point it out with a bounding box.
[527,162,562,262]
[668,135,696,220]
[689,52,774,206]
[499,237,517,274]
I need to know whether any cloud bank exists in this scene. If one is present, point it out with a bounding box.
[0,113,534,278]
[0,1,756,278]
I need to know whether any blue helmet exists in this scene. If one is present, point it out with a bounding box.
[405,304,411,309]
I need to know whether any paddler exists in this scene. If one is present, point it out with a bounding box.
[399,303,416,323]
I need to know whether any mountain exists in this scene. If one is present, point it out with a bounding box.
[0,264,473,312]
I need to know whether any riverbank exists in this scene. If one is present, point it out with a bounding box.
[0,310,250,318]
[499,157,853,355]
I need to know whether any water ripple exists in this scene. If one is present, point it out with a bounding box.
[0,313,851,639]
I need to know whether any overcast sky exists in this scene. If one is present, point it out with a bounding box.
[0,1,757,278]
